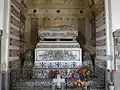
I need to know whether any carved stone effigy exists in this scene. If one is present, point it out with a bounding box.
[33,25,82,88]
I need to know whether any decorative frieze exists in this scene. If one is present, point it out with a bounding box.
[36,45,80,48]
[34,61,81,69]
[36,50,81,61]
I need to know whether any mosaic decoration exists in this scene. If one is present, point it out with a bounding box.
[35,70,48,78]
[34,61,80,69]
[25,80,77,87]
[9,66,105,90]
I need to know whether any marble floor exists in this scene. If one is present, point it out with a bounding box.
[17,87,105,90]
[18,87,86,90]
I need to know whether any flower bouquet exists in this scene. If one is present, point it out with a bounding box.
[76,66,92,82]
[75,79,86,88]
[74,66,92,89]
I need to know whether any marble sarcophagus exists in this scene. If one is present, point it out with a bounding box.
[34,25,82,79]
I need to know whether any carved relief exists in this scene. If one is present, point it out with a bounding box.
[36,50,80,61]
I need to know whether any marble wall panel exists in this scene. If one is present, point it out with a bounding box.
[95,0,106,70]
[96,29,106,38]
[96,11,105,21]
[10,27,20,36]
[95,2,104,16]
[9,38,20,46]
[11,16,20,28]
[96,50,106,56]
[96,59,106,67]
[11,0,20,9]
[9,60,20,69]
[96,19,105,28]
[96,39,106,46]
[11,5,20,18]
[96,16,105,24]
[9,50,20,57]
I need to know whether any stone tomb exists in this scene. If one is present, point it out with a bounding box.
[33,25,82,88]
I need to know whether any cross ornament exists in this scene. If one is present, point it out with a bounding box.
[53,74,65,88]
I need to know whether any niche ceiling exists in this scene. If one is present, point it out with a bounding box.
[27,0,89,9]
[26,0,89,28]
[25,0,90,47]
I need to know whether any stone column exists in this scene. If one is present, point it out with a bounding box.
[0,1,4,90]
[1,0,11,90]
[0,0,4,30]
[105,0,120,90]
